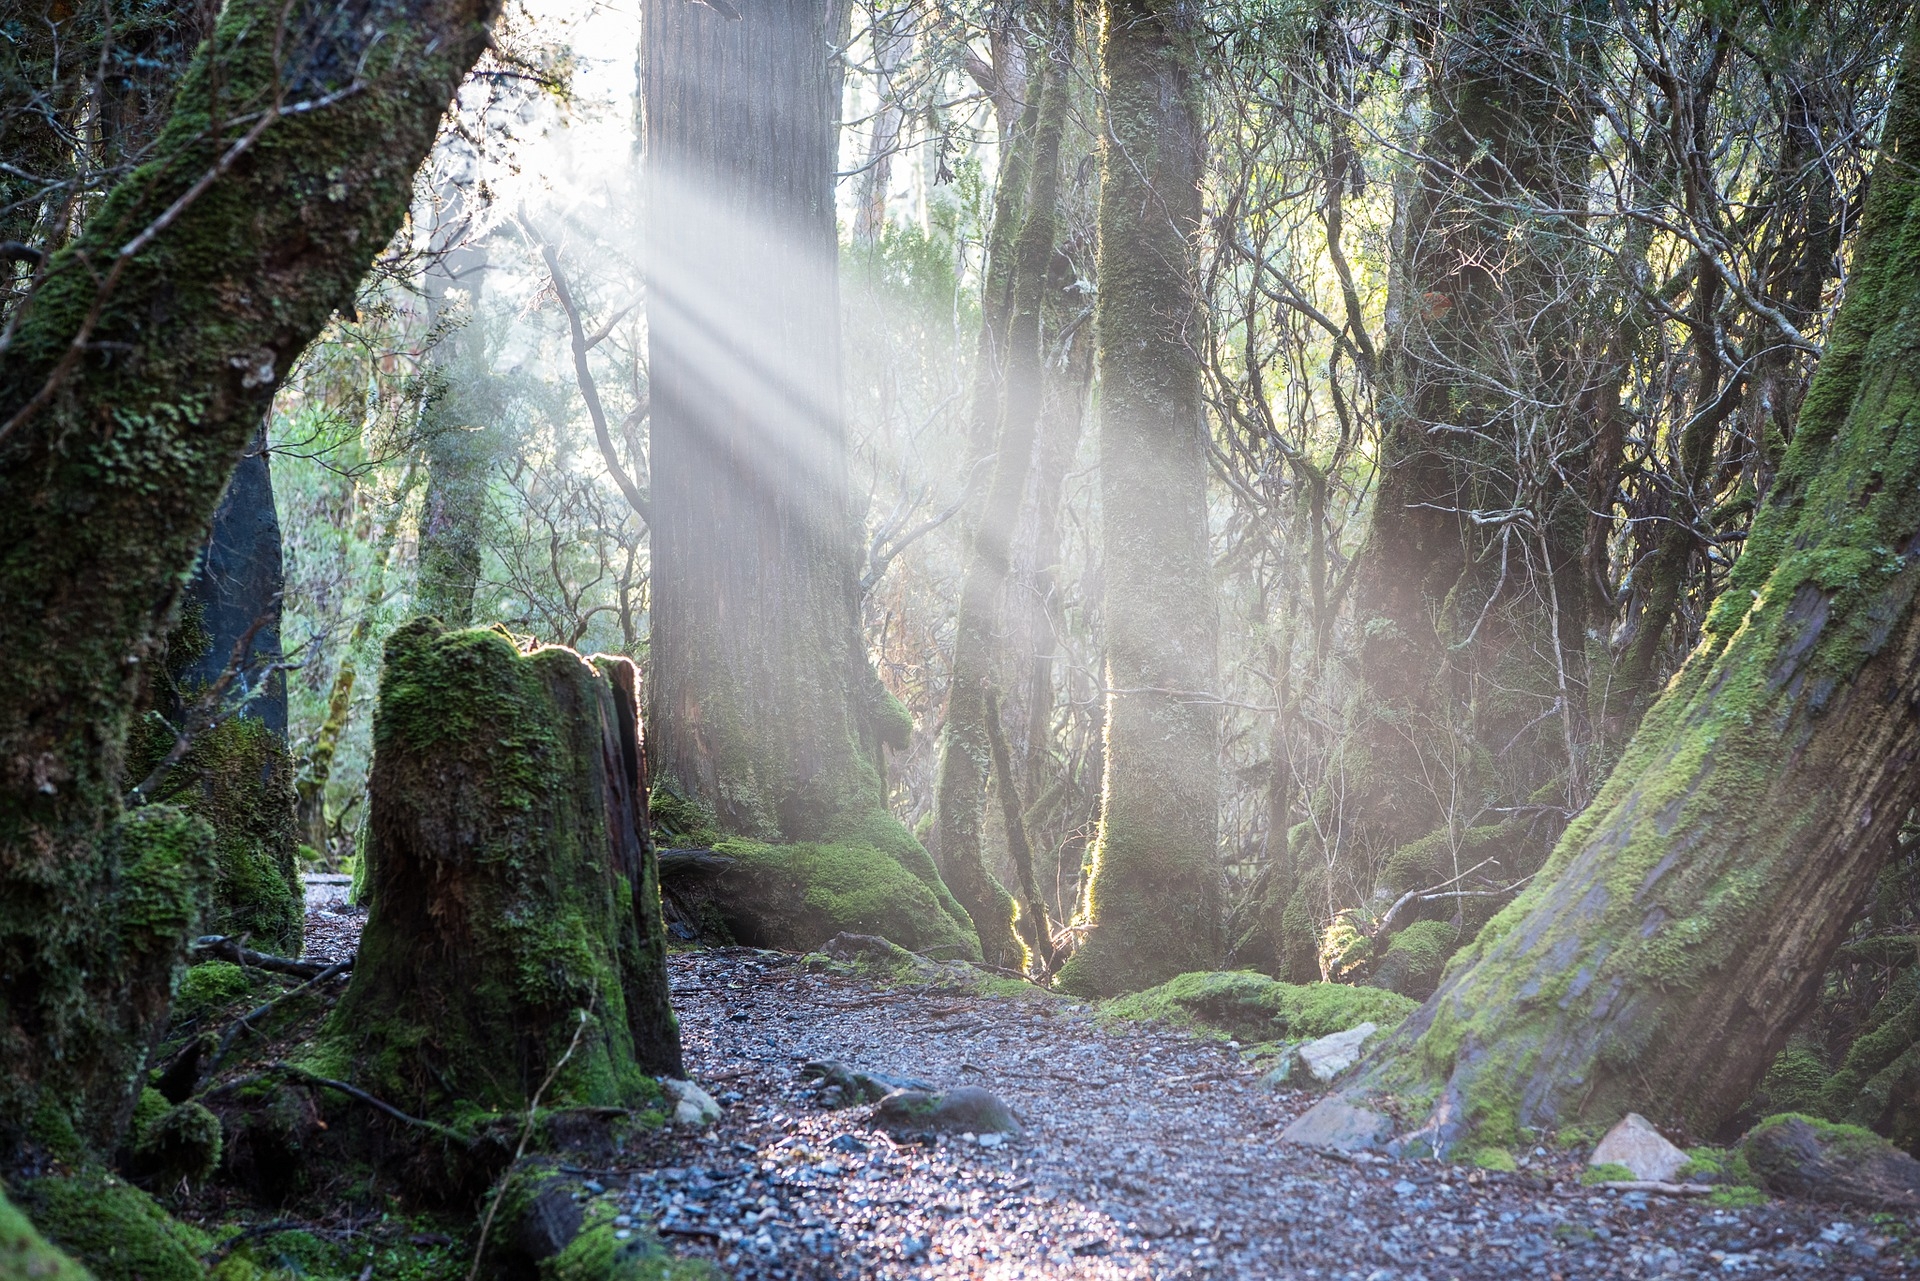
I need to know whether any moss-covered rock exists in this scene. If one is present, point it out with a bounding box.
[322,622,681,1124]
[1100,971,1418,1043]
[1743,1113,1920,1209]
[11,1169,211,1281]
[131,1100,223,1187]
[709,839,979,957]
[1370,921,1461,999]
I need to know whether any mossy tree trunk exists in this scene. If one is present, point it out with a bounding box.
[0,0,497,1167]
[933,9,1074,971]
[1306,25,1920,1154]
[327,621,681,1118]
[641,0,969,941]
[1054,0,1222,997]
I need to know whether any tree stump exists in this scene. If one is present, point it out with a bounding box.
[324,621,681,1121]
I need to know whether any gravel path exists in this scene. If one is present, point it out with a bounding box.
[303,908,1916,1279]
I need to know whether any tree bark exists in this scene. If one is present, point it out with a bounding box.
[0,0,497,1166]
[641,0,968,938]
[1054,0,1221,997]
[932,9,1072,970]
[327,621,681,1118]
[1299,25,1920,1154]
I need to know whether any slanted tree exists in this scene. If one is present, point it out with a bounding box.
[0,0,498,1168]
[933,8,1074,971]
[641,0,971,949]
[1054,0,1222,996]
[1296,19,1920,1155]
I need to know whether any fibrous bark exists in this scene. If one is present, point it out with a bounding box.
[0,0,497,1166]
[641,0,969,941]
[1301,25,1920,1154]
[327,621,681,1119]
[1054,0,1222,997]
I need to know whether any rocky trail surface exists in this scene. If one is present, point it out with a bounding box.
[299,896,1913,1279]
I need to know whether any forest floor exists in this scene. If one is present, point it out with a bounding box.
[299,897,1918,1281]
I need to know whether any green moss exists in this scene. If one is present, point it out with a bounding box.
[1100,971,1417,1042]
[1371,920,1461,996]
[1468,1147,1517,1171]
[129,1087,171,1146]
[0,1184,89,1280]
[1581,1162,1636,1184]
[1706,1184,1769,1208]
[1677,1145,1754,1187]
[1757,1040,1833,1116]
[710,839,978,957]
[174,959,253,1022]
[13,1170,211,1281]
[650,785,720,848]
[128,709,304,954]
[133,1100,223,1186]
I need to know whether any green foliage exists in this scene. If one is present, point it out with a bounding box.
[1099,970,1417,1042]
[650,786,720,848]
[711,839,978,957]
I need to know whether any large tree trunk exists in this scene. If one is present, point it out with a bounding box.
[932,11,1073,971]
[1300,0,1594,969]
[641,0,967,939]
[0,0,497,1167]
[1054,0,1221,997]
[1294,25,1920,1155]
[326,621,681,1119]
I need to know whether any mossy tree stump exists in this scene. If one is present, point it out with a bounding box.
[325,621,681,1121]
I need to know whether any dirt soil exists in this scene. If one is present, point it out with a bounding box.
[306,902,1917,1279]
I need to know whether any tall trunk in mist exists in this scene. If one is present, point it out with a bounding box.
[1054,0,1221,997]
[933,12,1073,970]
[416,217,491,625]
[1298,27,1920,1154]
[0,0,496,1166]
[642,0,964,929]
[1323,0,1594,941]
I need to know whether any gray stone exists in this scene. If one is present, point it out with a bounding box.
[1744,1114,1920,1210]
[661,1077,722,1126]
[1280,1098,1395,1151]
[1590,1112,1688,1183]
[1298,1022,1379,1082]
[873,1085,1021,1135]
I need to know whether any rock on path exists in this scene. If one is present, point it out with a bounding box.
[304,902,1915,1278]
